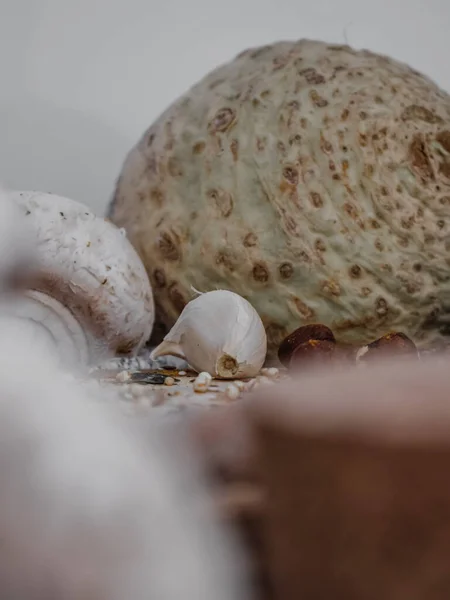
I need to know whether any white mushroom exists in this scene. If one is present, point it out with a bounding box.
[5,190,155,368]
[0,186,36,294]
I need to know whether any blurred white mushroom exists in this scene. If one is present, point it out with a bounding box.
[0,311,247,600]
[4,190,154,368]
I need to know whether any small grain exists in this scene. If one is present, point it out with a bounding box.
[225,384,240,401]
[116,370,131,383]
[193,372,213,393]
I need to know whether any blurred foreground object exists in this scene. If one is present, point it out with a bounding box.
[0,324,248,600]
[190,354,450,599]
[244,357,450,600]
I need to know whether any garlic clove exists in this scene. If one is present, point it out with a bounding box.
[150,290,267,379]
[150,340,186,361]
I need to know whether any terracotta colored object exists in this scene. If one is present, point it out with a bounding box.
[109,39,450,357]
[247,358,450,600]
[187,404,272,599]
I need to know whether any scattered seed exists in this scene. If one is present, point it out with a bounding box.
[164,377,175,386]
[116,370,131,383]
[289,339,336,371]
[193,372,213,393]
[263,367,279,378]
[225,384,240,400]
[278,324,336,367]
[355,346,369,362]
[355,332,418,364]
[178,370,187,376]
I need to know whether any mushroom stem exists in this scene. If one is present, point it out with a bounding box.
[4,291,89,367]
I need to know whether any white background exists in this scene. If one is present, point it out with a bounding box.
[0,0,448,214]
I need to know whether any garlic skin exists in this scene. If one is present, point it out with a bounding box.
[150,290,267,379]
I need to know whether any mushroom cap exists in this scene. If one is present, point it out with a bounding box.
[108,39,450,357]
[0,187,36,292]
[11,190,154,363]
